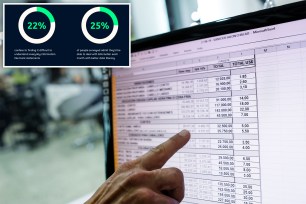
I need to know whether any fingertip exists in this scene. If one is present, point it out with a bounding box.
[140,129,191,170]
[178,129,190,139]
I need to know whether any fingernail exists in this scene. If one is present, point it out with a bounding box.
[178,129,190,137]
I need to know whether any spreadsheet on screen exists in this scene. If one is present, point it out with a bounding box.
[111,15,306,204]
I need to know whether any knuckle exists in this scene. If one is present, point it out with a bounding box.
[125,169,149,186]
[118,160,137,172]
[148,144,167,167]
[119,188,153,203]
[151,143,166,155]
[171,167,184,179]
[135,188,154,201]
[171,168,185,201]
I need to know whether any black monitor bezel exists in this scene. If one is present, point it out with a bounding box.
[106,1,306,178]
[132,1,306,52]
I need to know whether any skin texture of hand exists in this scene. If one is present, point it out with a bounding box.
[85,129,191,204]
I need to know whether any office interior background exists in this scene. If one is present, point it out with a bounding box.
[0,0,302,203]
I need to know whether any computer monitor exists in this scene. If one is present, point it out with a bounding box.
[109,2,306,203]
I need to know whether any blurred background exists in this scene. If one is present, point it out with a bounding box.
[0,0,302,204]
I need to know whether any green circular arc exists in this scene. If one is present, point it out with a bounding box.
[37,7,55,22]
[100,7,118,26]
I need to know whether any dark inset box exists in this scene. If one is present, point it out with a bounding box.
[3,3,131,68]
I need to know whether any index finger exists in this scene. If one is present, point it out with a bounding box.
[139,130,190,170]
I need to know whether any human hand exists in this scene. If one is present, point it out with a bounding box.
[85,129,190,204]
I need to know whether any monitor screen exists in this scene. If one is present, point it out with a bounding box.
[111,2,306,204]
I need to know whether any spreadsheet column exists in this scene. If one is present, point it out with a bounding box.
[231,63,261,204]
